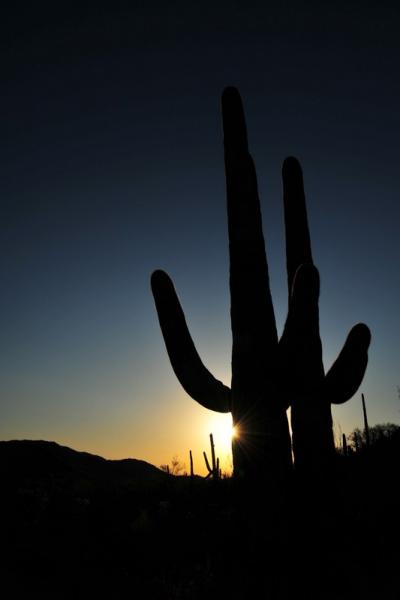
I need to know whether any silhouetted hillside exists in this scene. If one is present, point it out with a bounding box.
[1,438,399,599]
[0,439,168,485]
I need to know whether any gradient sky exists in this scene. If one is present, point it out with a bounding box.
[1,2,399,474]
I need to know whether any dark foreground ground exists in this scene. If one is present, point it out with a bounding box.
[1,439,399,599]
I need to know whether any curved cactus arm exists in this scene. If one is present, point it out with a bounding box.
[324,323,371,404]
[282,157,313,297]
[280,264,323,375]
[281,155,371,407]
[151,269,231,413]
[279,264,324,412]
[222,87,278,383]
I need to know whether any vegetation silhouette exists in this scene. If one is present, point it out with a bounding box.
[203,433,221,480]
[2,435,400,598]
[151,87,371,481]
[349,421,400,451]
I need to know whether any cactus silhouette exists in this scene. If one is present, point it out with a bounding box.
[342,433,348,456]
[203,433,220,480]
[361,393,370,448]
[151,87,371,481]
[189,450,194,477]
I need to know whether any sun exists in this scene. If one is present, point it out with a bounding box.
[206,413,236,451]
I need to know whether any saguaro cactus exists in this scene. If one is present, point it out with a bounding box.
[203,434,220,480]
[189,450,194,477]
[342,434,348,456]
[361,393,370,448]
[151,87,371,481]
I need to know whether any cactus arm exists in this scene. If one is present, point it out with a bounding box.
[281,156,371,407]
[280,264,324,384]
[203,450,212,477]
[282,157,313,297]
[222,87,278,385]
[280,159,323,385]
[324,323,371,404]
[279,155,370,468]
[151,269,231,413]
[279,264,322,410]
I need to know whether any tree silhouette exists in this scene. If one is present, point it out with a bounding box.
[349,423,400,450]
[160,455,186,475]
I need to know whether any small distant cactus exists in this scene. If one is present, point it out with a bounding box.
[203,434,220,480]
[342,434,348,456]
[189,450,194,477]
[361,393,370,448]
[151,87,371,481]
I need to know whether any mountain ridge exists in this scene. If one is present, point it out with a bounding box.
[0,439,168,485]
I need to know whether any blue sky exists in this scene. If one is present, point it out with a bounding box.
[1,2,399,471]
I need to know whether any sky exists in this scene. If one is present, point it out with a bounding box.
[1,2,399,475]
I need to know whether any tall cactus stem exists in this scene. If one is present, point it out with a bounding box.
[361,393,370,448]
[189,450,194,477]
[342,433,347,456]
[210,434,216,474]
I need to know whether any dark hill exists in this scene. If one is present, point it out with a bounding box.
[0,439,168,486]
[2,438,399,598]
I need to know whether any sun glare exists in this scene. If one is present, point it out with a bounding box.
[209,415,236,445]
[204,414,237,474]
